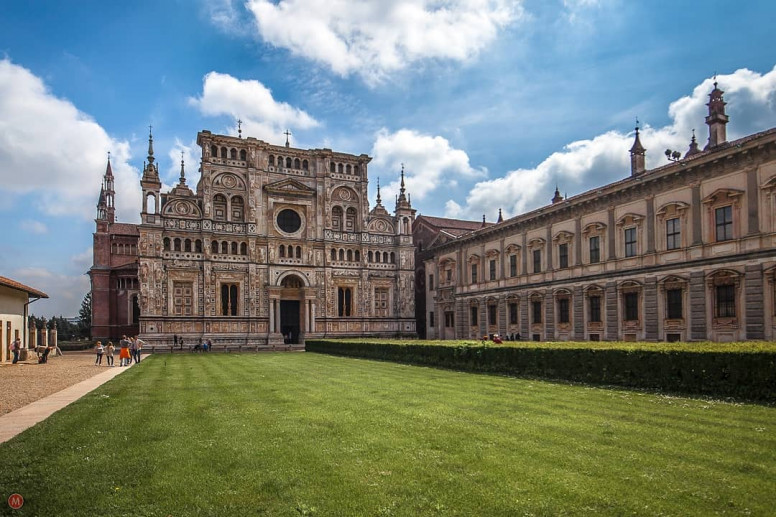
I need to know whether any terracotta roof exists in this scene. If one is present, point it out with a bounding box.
[0,276,49,298]
[417,215,490,236]
[109,223,139,236]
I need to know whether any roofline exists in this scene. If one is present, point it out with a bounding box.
[0,276,49,299]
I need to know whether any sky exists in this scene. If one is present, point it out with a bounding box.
[1,0,775,318]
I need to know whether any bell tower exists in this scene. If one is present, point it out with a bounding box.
[140,126,162,224]
[705,81,729,149]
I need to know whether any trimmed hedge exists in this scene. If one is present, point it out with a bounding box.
[306,340,776,402]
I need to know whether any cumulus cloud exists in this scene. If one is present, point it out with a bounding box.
[371,128,486,205]
[244,0,522,84]
[189,71,319,142]
[0,59,141,223]
[449,66,776,221]
[166,139,201,188]
[19,219,48,234]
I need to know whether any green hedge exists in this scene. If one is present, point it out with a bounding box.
[305,340,776,402]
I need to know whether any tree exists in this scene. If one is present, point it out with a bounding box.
[78,292,92,339]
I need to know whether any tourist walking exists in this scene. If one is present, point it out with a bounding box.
[119,335,131,367]
[133,336,144,363]
[129,338,137,364]
[95,341,104,365]
[10,338,20,364]
[106,342,115,366]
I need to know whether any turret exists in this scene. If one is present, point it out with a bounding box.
[394,165,416,235]
[140,126,162,222]
[630,124,646,176]
[705,81,729,149]
[552,185,563,204]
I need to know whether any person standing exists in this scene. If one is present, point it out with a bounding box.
[129,338,138,364]
[95,341,105,365]
[106,341,115,366]
[10,338,20,364]
[133,336,144,363]
[119,335,131,367]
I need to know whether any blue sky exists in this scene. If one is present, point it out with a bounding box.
[1,0,775,317]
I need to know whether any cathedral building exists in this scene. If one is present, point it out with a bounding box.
[91,130,417,346]
[421,84,776,342]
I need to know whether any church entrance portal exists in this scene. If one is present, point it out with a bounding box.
[280,300,300,344]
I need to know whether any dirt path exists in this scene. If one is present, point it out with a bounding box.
[0,350,118,415]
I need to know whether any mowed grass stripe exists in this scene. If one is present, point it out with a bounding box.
[0,352,774,516]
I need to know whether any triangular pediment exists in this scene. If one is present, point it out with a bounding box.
[264,178,315,197]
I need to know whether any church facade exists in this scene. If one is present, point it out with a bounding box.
[91,131,417,346]
[422,84,776,342]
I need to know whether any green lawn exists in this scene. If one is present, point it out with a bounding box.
[1,353,775,516]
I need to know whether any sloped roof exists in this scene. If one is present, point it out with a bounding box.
[0,276,49,298]
[417,215,490,236]
[109,223,140,236]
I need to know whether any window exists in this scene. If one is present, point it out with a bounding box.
[231,196,244,222]
[277,209,302,233]
[489,260,497,281]
[533,249,541,273]
[624,228,637,257]
[374,287,389,317]
[213,194,227,221]
[471,264,478,284]
[428,274,434,290]
[589,296,601,322]
[429,312,435,327]
[666,289,683,319]
[173,282,193,316]
[589,236,600,264]
[345,207,356,232]
[446,270,452,283]
[509,255,517,277]
[558,298,570,324]
[532,300,542,323]
[470,306,478,326]
[715,206,733,241]
[624,292,639,321]
[666,218,680,250]
[338,287,353,317]
[716,284,736,318]
[332,206,342,230]
[488,304,497,325]
[184,239,191,252]
[221,284,238,316]
[445,311,455,328]
[559,243,569,269]
[509,302,518,325]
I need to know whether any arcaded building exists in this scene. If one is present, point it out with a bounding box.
[91,129,417,346]
[422,84,776,342]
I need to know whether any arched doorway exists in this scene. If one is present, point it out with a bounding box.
[280,274,304,344]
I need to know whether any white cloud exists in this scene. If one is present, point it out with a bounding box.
[166,139,201,188]
[189,71,319,143]
[0,59,141,223]
[451,66,776,221]
[244,0,522,85]
[14,266,91,318]
[371,128,486,205]
[19,219,48,234]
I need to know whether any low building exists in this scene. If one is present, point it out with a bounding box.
[423,84,776,342]
[0,275,48,362]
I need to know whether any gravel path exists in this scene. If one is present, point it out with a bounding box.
[0,350,115,415]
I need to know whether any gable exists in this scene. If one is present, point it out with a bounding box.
[264,178,316,198]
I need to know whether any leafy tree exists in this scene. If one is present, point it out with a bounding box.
[78,292,92,339]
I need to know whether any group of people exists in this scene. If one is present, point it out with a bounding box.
[8,338,61,364]
[192,339,212,352]
[94,335,144,366]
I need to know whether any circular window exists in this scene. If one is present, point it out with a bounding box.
[277,209,302,233]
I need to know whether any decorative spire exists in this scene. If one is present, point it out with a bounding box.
[147,125,155,164]
[705,78,729,149]
[685,129,701,158]
[237,119,243,139]
[100,153,116,223]
[376,177,382,205]
[481,214,487,228]
[497,208,503,223]
[284,129,291,148]
[395,163,411,210]
[630,121,646,176]
[552,184,563,204]
[179,150,187,185]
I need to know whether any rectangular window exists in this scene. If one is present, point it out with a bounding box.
[624,227,637,257]
[666,288,683,319]
[666,218,681,250]
[716,284,736,318]
[488,305,497,325]
[559,243,569,269]
[489,259,497,281]
[445,311,455,328]
[428,274,434,290]
[589,295,601,323]
[338,287,352,317]
[624,292,639,321]
[533,249,541,273]
[589,236,600,264]
[471,264,478,284]
[558,298,570,324]
[374,287,389,317]
[429,312,435,328]
[470,306,478,326]
[174,281,193,316]
[509,254,517,277]
[715,206,733,241]
[532,300,542,324]
[446,269,452,283]
[509,302,518,325]
[220,283,238,316]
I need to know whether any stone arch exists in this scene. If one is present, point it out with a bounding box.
[277,271,310,287]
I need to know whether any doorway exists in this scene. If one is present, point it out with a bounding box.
[280,300,300,344]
